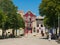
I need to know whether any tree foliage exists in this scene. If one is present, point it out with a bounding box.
[0,0,25,36]
[39,0,60,28]
[0,9,7,29]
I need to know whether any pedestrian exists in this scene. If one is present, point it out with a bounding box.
[48,32,51,41]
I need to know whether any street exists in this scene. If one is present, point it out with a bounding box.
[0,33,60,45]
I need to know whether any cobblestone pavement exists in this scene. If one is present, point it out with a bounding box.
[0,33,60,45]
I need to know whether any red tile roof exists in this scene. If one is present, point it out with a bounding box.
[24,11,36,17]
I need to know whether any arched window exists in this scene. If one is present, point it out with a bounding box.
[41,24,43,27]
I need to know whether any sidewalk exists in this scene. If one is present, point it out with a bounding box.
[0,33,60,45]
[24,33,60,45]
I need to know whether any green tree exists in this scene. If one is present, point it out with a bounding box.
[15,14,25,36]
[0,8,7,38]
[17,14,25,28]
[39,0,60,35]
[0,0,25,37]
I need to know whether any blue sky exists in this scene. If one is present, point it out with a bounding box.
[12,0,42,16]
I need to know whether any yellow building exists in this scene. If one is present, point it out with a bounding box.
[18,10,24,18]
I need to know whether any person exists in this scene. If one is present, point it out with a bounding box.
[48,32,51,41]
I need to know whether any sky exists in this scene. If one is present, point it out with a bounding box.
[12,0,42,16]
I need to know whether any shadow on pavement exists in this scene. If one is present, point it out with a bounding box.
[56,40,60,44]
[39,37,47,39]
[39,37,57,40]
[39,37,60,44]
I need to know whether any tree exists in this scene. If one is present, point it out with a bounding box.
[0,0,25,37]
[17,14,25,28]
[0,8,7,38]
[39,0,60,36]
[15,14,25,36]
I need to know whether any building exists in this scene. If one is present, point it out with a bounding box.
[18,10,45,35]
[23,11,36,34]
[0,10,45,36]
[36,16,44,27]
[18,10,24,18]
[36,16,45,33]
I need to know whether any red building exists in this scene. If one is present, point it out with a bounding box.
[23,11,36,34]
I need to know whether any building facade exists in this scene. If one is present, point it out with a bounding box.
[0,10,45,36]
[23,11,36,34]
[18,10,45,35]
[36,16,45,33]
[18,10,24,18]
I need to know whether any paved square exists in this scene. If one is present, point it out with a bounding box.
[0,34,60,45]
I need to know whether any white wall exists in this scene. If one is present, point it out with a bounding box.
[0,29,2,36]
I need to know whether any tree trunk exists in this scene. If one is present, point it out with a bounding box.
[16,29,17,36]
[2,30,4,38]
[59,24,60,36]
[58,15,60,37]
[2,30,6,39]
[12,29,15,37]
[56,28,57,36]
[2,22,6,39]
[56,28,58,39]
[59,28,60,36]
[59,18,60,36]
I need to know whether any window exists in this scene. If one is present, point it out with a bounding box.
[29,18,31,21]
[37,25,39,27]
[27,23,31,27]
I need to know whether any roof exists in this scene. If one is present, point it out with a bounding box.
[36,16,44,19]
[24,11,36,17]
